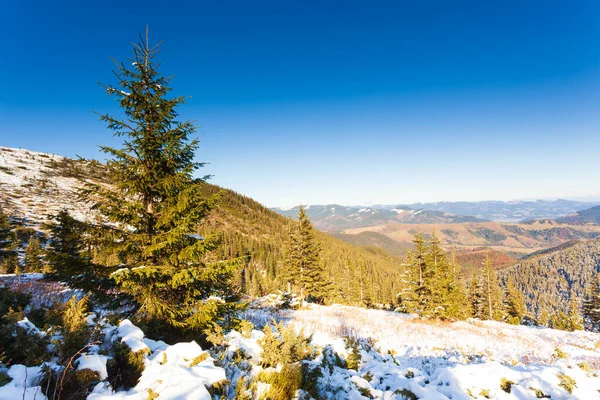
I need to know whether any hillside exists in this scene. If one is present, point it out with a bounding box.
[339,219,600,257]
[0,147,403,306]
[273,204,486,231]
[455,247,517,276]
[556,205,600,224]
[499,239,600,319]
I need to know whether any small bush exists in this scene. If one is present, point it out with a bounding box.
[321,346,346,373]
[405,370,415,379]
[235,376,252,400]
[189,352,209,367]
[554,348,567,359]
[480,388,490,398]
[107,341,148,390]
[344,336,361,371]
[240,320,254,339]
[394,388,417,400]
[40,366,100,400]
[0,371,11,387]
[500,377,515,393]
[256,363,303,400]
[530,387,550,398]
[557,373,577,394]
[204,322,224,347]
[578,361,592,372]
[0,310,50,366]
[259,321,314,368]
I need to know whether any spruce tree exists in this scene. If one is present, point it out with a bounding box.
[505,278,525,325]
[567,297,584,331]
[24,235,43,272]
[284,206,329,302]
[481,253,504,321]
[468,273,484,318]
[82,31,243,334]
[583,274,600,331]
[399,234,429,314]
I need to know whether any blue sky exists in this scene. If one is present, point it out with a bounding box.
[2,1,600,207]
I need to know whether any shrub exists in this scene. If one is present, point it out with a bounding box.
[40,366,100,400]
[240,320,254,339]
[0,310,49,366]
[0,371,11,387]
[578,361,592,372]
[189,352,209,367]
[500,378,515,393]
[259,321,314,368]
[344,336,361,371]
[107,341,148,390]
[205,322,224,346]
[554,348,567,359]
[557,373,577,394]
[394,388,417,400]
[321,346,346,373]
[530,387,551,398]
[256,363,303,400]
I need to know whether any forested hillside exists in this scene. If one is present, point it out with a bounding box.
[500,239,600,319]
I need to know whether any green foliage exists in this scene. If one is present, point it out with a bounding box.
[189,352,209,367]
[205,322,225,346]
[24,234,43,272]
[394,388,418,400]
[41,367,100,400]
[0,287,30,316]
[344,336,362,371]
[505,278,525,324]
[240,320,254,339]
[80,33,244,335]
[399,234,468,319]
[530,387,551,398]
[500,378,515,393]
[557,373,577,394]
[283,206,331,303]
[554,348,567,359]
[259,321,314,368]
[583,274,600,331]
[578,361,592,372]
[256,363,303,400]
[499,239,600,325]
[45,295,92,361]
[107,341,148,390]
[0,371,11,387]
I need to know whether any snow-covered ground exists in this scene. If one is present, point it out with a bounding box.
[0,146,95,223]
[0,300,599,399]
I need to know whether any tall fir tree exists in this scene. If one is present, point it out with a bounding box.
[504,277,525,325]
[481,253,504,321]
[81,31,243,335]
[283,206,330,302]
[24,235,43,272]
[399,234,429,314]
[583,274,600,331]
[468,272,484,318]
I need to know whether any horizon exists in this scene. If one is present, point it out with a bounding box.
[3,1,600,207]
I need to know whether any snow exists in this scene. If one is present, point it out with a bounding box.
[76,354,109,380]
[0,146,96,223]
[237,303,600,399]
[0,364,46,400]
[117,319,150,353]
[89,340,226,400]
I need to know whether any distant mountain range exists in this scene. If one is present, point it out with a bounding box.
[272,204,485,231]
[273,199,600,229]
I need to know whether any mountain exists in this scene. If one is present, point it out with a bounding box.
[273,204,486,231]
[555,205,600,224]
[0,146,402,305]
[499,238,600,319]
[404,199,599,222]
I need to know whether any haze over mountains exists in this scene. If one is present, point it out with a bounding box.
[274,199,599,228]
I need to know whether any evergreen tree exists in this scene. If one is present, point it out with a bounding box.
[283,206,330,302]
[24,235,43,272]
[399,234,429,314]
[583,274,600,332]
[505,277,525,325]
[468,272,484,318]
[481,253,504,321]
[81,31,243,334]
[567,297,584,331]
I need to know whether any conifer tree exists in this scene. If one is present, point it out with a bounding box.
[468,273,484,318]
[567,297,584,331]
[399,234,429,314]
[82,31,243,333]
[505,277,525,325]
[583,275,600,332]
[24,235,43,272]
[481,253,504,321]
[284,206,329,302]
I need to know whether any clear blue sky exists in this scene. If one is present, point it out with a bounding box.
[2,1,600,207]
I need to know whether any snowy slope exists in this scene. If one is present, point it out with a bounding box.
[0,146,98,224]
